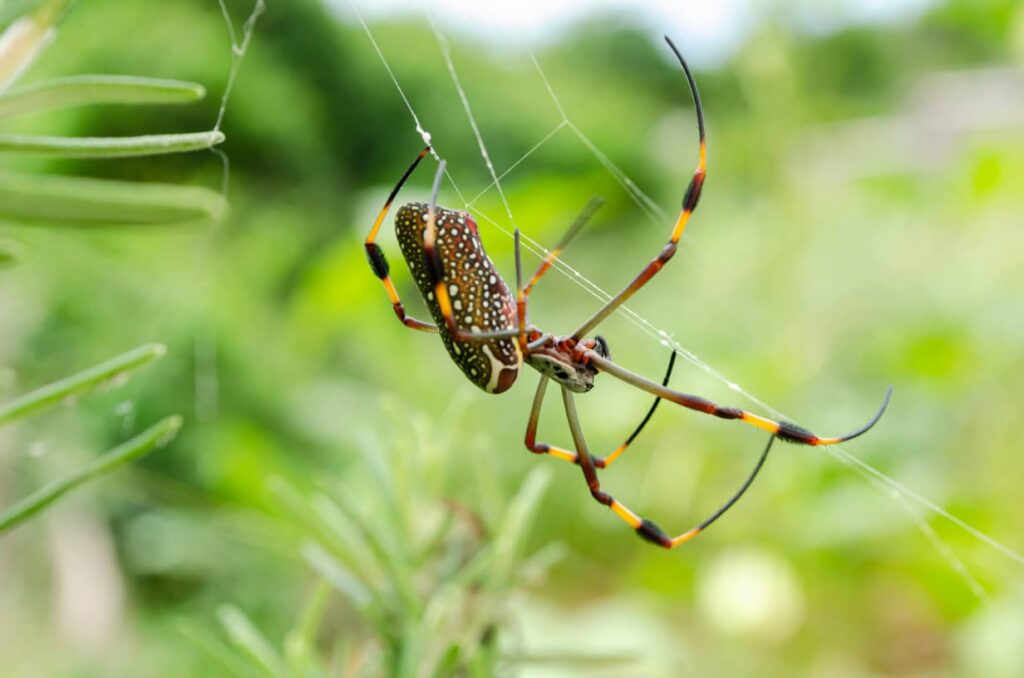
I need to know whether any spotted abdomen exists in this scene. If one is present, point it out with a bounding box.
[395,202,520,393]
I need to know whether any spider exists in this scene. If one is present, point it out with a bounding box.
[363,36,891,549]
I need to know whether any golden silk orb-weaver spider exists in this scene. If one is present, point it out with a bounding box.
[363,37,892,549]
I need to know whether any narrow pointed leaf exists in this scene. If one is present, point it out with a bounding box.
[0,75,205,117]
[0,343,166,425]
[0,415,182,534]
[218,605,291,678]
[0,172,226,226]
[0,130,223,157]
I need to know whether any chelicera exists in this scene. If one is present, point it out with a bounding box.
[363,37,891,549]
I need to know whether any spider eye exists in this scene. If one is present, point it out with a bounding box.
[593,335,611,360]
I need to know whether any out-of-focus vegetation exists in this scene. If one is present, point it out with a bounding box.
[2,0,1024,675]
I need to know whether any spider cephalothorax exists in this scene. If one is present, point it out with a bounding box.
[362,36,891,550]
[525,334,608,393]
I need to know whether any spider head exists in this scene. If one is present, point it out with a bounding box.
[526,335,610,393]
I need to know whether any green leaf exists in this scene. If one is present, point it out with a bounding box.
[0,172,226,226]
[0,415,182,534]
[178,620,265,678]
[284,580,331,676]
[488,466,552,590]
[0,75,205,117]
[0,130,224,157]
[0,343,166,425]
[218,605,292,678]
[302,543,372,611]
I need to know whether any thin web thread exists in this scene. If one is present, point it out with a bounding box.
[347,6,1024,591]
[194,0,265,424]
[344,0,434,155]
[213,0,265,194]
[429,17,520,230]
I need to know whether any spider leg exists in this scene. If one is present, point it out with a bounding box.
[364,146,438,333]
[523,349,675,469]
[562,385,777,549]
[571,37,705,341]
[602,350,676,468]
[583,349,893,446]
[523,197,604,297]
[524,376,579,464]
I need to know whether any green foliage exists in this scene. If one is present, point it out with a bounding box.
[0,343,165,425]
[229,412,561,676]
[0,0,224,228]
[3,1,1024,676]
[0,415,181,533]
[0,171,225,225]
[0,0,204,539]
[0,74,206,116]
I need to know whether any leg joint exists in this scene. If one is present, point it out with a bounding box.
[636,519,672,548]
[365,243,389,279]
[714,406,743,420]
[682,172,705,213]
[776,420,816,444]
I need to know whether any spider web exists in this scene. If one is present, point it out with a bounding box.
[343,1,1024,598]
[193,0,265,424]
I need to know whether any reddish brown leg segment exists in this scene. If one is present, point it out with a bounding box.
[572,37,706,341]
[584,350,892,446]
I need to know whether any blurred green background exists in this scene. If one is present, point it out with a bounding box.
[2,0,1024,675]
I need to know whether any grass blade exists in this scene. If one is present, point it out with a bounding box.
[0,172,226,226]
[0,75,205,117]
[284,579,332,675]
[178,620,265,678]
[316,492,422,617]
[0,415,182,534]
[0,343,166,425]
[488,467,552,589]
[302,543,372,611]
[218,604,291,678]
[0,130,224,157]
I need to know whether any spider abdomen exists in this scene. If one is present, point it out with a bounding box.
[395,202,520,393]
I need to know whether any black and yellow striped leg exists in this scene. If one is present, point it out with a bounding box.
[364,146,438,333]
[560,386,653,538]
[584,350,893,446]
[571,37,706,341]
[562,386,777,549]
[523,350,675,468]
